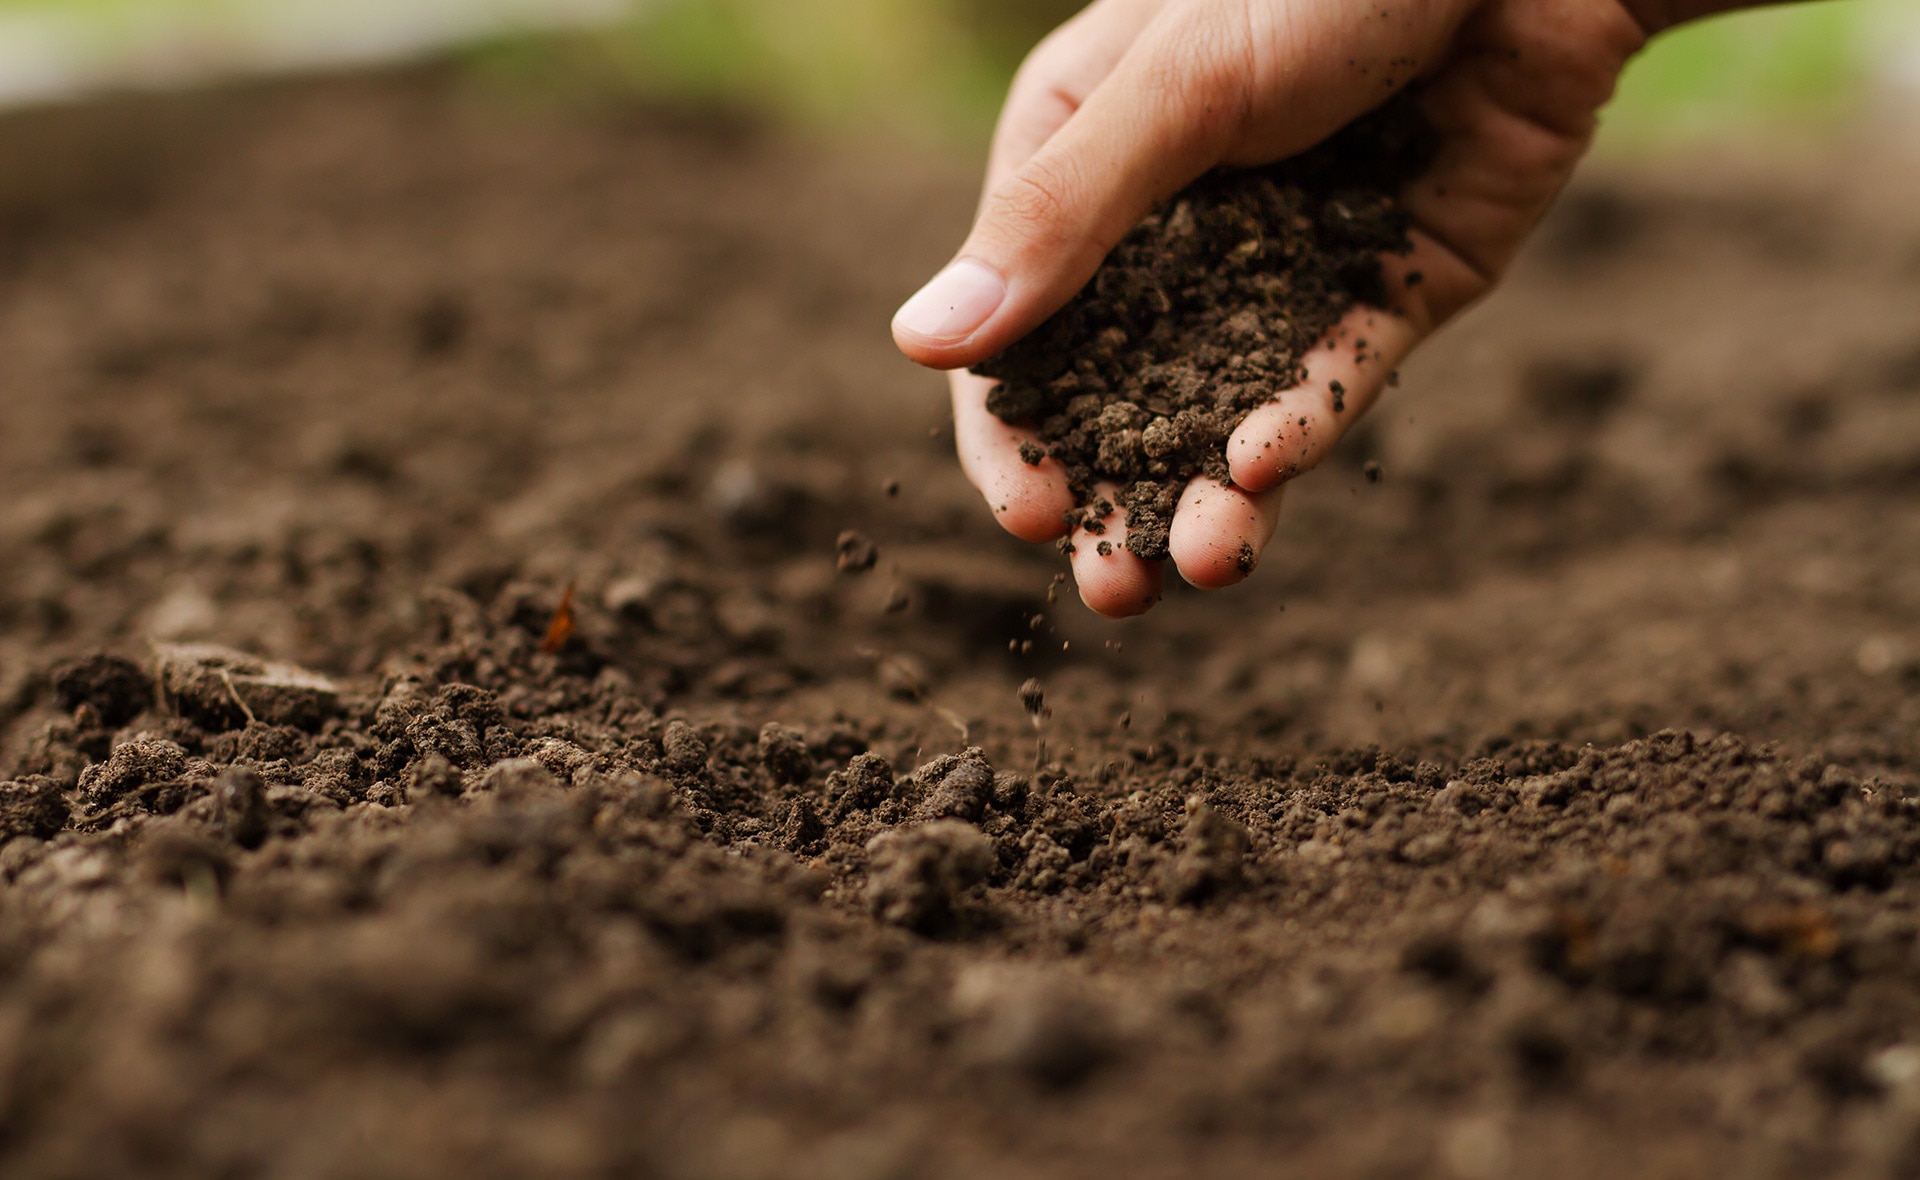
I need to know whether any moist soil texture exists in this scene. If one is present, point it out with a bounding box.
[973,97,1433,559]
[1,71,1920,1180]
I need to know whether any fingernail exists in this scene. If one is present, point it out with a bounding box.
[893,259,1005,345]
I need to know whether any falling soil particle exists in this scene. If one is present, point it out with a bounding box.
[538,582,577,653]
[1018,677,1049,722]
[836,529,879,573]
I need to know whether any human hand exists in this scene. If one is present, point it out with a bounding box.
[894,0,1718,617]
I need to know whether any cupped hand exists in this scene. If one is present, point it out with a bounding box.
[894,0,1699,617]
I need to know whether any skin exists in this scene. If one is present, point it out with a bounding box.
[893,0,1775,617]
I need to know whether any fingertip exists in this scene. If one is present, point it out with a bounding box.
[1169,480,1279,590]
[894,334,984,373]
[1075,552,1162,618]
[1229,306,1421,489]
[1062,478,1163,617]
[1170,541,1254,590]
[1227,404,1297,493]
[891,258,1008,368]
[891,332,944,370]
[987,476,1074,543]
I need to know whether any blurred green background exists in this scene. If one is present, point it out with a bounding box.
[567,0,1915,148]
[0,0,1910,150]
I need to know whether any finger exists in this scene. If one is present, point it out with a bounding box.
[894,4,1249,369]
[1066,484,1163,618]
[1226,304,1421,494]
[1168,479,1282,590]
[950,371,1074,543]
[982,0,1170,196]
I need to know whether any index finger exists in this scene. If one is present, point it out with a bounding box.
[982,0,1171,196]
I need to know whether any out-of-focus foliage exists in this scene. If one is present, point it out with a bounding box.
[1602,0,1905,145]
[482,0,1085,137]
[0,0,1905,149]
[0,0,626,104]
[568,0,1896,147]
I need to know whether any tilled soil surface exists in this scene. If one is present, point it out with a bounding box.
[1,73,1920,1179]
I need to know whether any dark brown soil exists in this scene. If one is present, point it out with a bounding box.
[2,70,1920,1179]
[973,97,1432,558]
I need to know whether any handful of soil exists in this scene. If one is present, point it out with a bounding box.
[972,95,1437,560]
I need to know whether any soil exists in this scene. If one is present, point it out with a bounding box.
[0,70,1919,1179]
[973,97,1433,558]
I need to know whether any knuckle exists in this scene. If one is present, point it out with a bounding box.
[1005,17,1109,130]
[986,163,1080,252]
[1151,3,1255,112]
[1012,24,1079,91]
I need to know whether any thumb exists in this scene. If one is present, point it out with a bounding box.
[892,12,1245,371]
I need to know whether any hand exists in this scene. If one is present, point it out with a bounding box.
[894,0,1716,617]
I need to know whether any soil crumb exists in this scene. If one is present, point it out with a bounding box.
[837,529,879,573]
[973,95,1434,558]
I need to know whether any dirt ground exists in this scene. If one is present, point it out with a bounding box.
[1,71,1919,1179]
